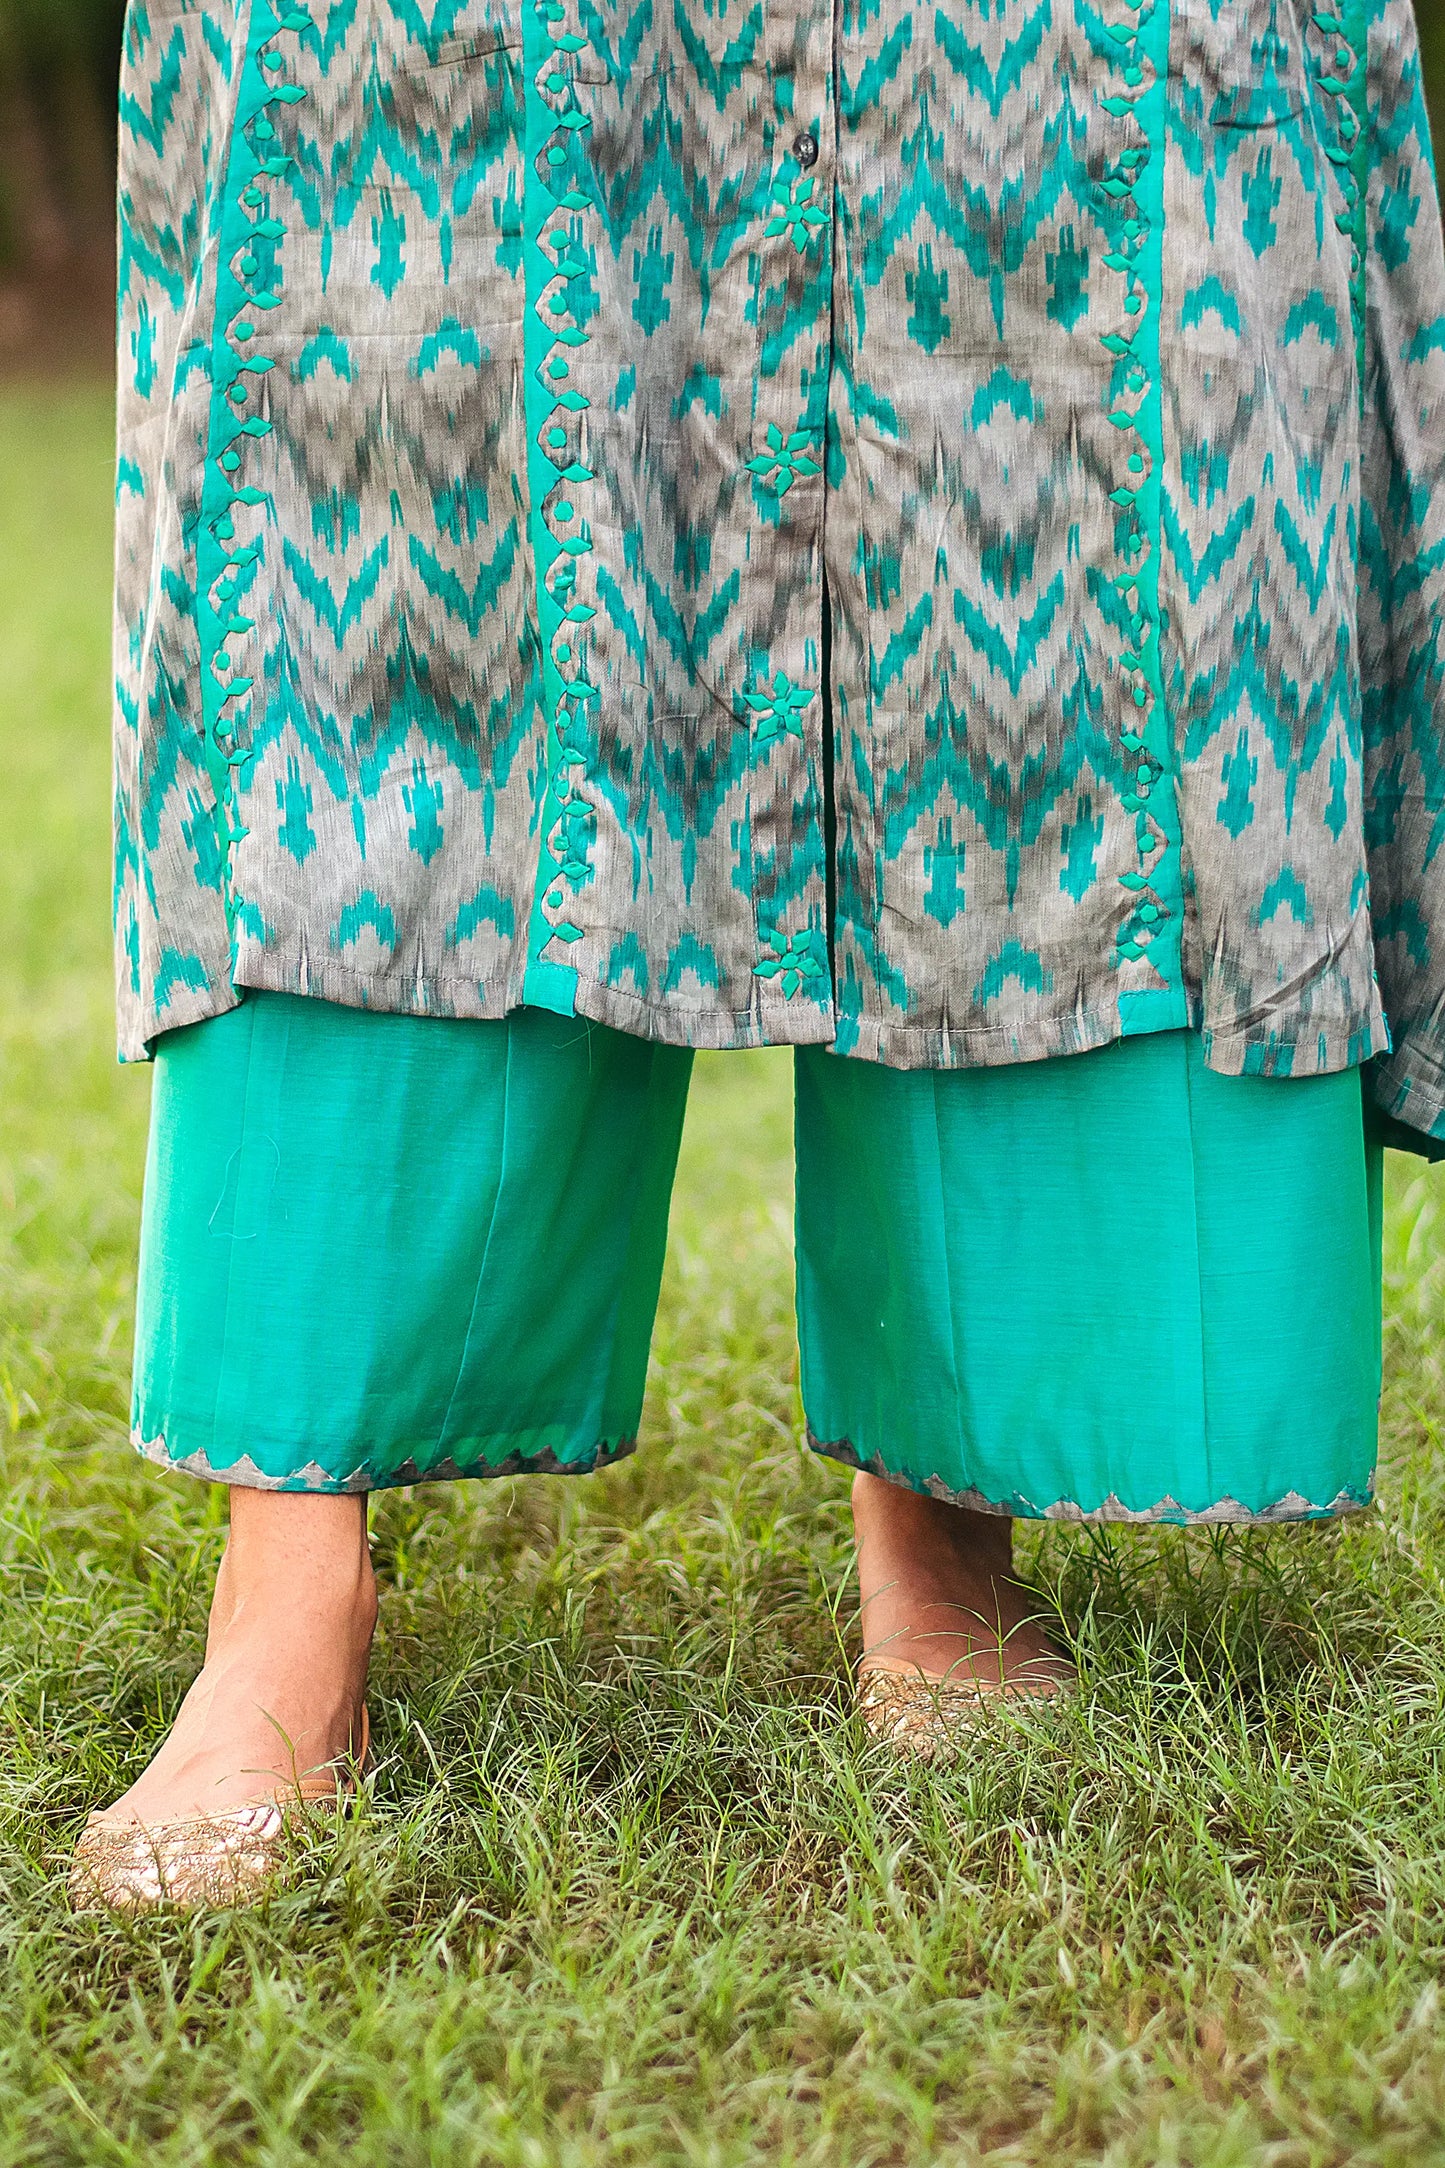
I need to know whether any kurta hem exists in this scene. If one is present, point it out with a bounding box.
[127,942,1396,1087]
[1369,1031,1445,1144]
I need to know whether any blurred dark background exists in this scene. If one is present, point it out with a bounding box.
[0,0,124,372]
[0,0,1441,376]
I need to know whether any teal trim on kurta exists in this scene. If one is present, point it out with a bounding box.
[1311,0,1372,390]
[133,995,693,1491]
[1101,0,1185,1005]
[522,954,580,1018]
[797,1031,1383,1523]
[521,0,598,1017]
[196,0,303,941]
[1118,983,1188,1038]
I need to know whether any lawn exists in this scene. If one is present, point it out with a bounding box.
[6,384,1445,2166]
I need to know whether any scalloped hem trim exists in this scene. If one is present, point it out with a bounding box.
[811,1434,1374,1527]
[132,1426,637,1496]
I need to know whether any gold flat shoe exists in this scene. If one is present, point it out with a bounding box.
[857,1661,1070,1761]
[68,1709,371,1915]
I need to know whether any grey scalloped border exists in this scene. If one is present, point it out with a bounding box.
[811,1433,1374,1527]
[132,1425,638,1496]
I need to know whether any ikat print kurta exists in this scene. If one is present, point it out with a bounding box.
[114,0,1445,1136]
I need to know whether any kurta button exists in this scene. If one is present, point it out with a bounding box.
[793,131,819,168]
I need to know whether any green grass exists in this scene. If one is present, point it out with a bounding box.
[7,385,1445,2165]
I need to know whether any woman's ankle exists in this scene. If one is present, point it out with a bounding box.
[209,1487,377,1654]
[851,1469,1015,1574]
[101,1493,379,1825]
[850,1467,1067,1685]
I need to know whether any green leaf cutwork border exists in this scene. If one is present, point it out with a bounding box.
[522,0,604,1010]
[196,0,314,941]
[1098,0,1182,989]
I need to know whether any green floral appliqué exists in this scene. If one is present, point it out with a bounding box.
[765,174,828,252]
[743,671,815,745]
[754,924,829,999]
[746,423,821,497]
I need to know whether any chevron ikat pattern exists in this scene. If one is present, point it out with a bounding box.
[114,0,1445,1133]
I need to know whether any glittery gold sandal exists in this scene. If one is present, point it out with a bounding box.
[68,1709,371,1914]
[857,1660,1071,1761]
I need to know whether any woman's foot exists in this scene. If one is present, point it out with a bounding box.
[92,1488,377,1831]
[851,1471,1073,1696]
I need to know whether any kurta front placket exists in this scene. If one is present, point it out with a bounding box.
[197,5,310,941]
[1095,0,1188,1038]
[521,0,841,1035]
[522,0,603,1017]
[742,4,836,1017]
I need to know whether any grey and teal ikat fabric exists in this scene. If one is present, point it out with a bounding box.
[115,0,1445,1134]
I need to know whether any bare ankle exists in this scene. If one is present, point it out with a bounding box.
[851,1469,1014,1572]
[209,1488,377,1654]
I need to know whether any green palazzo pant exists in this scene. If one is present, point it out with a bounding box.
[133,994,1384,1524]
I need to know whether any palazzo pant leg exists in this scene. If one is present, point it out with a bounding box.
[794,1030,1383,1525]
[132,994,694,1492]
